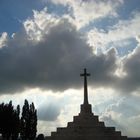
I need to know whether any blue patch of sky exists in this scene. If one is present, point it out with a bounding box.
[106,38,137,57]
[44,1,70,16]
[117,0,140,20]
[80,16,119,33]
[81,0,140,33]
[0,0,44,35]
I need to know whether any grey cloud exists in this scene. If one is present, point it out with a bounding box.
[118,47,140,93]
[1,18,140,95]
[87,48,118,86]
[0,19,118,94]
[38,103,61,121]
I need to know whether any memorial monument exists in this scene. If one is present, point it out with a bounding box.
[46,68,127,140]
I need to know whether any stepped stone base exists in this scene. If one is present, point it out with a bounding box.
[45,104,127,140]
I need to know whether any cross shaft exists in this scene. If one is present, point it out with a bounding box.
[80,68,90,105]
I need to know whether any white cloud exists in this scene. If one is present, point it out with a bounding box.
[88,12,140,52]
[136,35,140,45]
[23,7,60,41]
[127,115,140,136]
[37,120,61,136]
[49,0,123,29]
[0,32,8,48]
[100,95,140,137]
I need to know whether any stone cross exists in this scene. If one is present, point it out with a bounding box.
[80,68,90,105]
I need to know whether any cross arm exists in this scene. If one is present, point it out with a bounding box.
[80,73,90,76]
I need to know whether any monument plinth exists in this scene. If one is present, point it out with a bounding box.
[45,69,127,140]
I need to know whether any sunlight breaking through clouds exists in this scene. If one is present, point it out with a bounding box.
[0,0,140,137]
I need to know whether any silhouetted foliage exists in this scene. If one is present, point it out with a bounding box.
[36,134,45,140]
[21,100,37,140]
[0,101,20,140]
[12,105,20,140]
[29,103,37,140]
[0,100,37,140]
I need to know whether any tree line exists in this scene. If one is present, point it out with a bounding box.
[0,99,37,140]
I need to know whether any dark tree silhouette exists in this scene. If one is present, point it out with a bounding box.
[36,134,45,140]
[20,100,30,140]
[29,103,37,140]
[0,101,20,140]
[20,100,37,140]
[0,100,37,140]
[0,101,13,140]
[12,105,20,140]
[0,103,5,138]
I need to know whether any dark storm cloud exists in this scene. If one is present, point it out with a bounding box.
[118,47,140,93]
[0,19,119,94]
[1,18,140,94]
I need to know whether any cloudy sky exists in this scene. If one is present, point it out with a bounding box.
[0,0,140,137]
